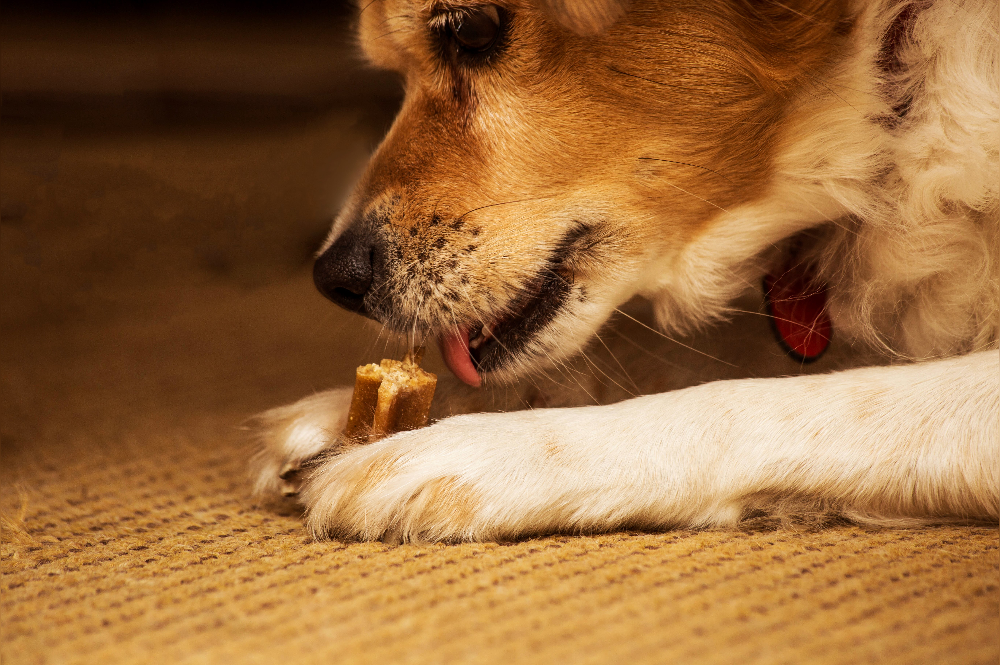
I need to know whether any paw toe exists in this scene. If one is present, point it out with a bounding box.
[248,388,354,496]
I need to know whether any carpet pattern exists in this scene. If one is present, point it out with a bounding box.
[2,371,997,664]
[0,424,1000,663]
[4,468,998,665]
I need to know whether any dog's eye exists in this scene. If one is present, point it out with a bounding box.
[450,5,501,53]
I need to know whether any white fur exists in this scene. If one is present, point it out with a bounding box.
[249,388,354,496]
[642,0,999,355]
[261,352,997,542]
[252,0,999,542]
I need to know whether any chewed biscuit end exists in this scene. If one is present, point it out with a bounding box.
[343,353,437,443]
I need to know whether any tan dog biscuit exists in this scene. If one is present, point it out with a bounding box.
[344,349,437,443]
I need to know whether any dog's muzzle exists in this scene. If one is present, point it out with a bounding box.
[312,219,588,388]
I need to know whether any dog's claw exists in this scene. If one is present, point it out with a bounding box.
[279,465,303,495]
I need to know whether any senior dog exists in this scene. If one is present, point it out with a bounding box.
[252,0,998,542]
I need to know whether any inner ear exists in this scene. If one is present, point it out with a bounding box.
[540,0,630,36]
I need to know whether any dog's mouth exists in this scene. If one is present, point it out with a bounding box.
[438,268,573,387]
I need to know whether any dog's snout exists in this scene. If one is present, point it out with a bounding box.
[313,229,375,313]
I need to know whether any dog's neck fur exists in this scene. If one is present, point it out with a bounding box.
[641,0,998,359]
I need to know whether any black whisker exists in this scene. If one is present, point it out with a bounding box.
[637,157,735,184]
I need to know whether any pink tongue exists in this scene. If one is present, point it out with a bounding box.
[439,329,481,387]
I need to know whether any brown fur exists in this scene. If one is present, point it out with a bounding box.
[340,0,855,352]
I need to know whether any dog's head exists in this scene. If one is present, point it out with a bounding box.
[315,0,848,385]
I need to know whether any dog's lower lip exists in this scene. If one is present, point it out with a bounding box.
[437,291,539,386]
[468,320,504,368]
[466,277,552,370]
[441,227,580,381]
[467,323,492,351]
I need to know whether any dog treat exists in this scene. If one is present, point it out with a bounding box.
[343,348,437,443]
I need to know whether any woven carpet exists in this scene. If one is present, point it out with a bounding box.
[3,69,999,665]
[3,345,998,665]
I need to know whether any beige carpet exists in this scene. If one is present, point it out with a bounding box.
[3,371,998,665]
[3,38,999,663]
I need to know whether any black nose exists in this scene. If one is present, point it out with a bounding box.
[313,228,374,313]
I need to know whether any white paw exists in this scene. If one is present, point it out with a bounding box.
[248,388,354,496]
[297,407,637,543]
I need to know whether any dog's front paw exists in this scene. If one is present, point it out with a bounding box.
[249,388,354,496]
[298,408,622,542]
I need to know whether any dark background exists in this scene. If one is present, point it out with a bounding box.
[2,1,407,446]
[3,0,401,321]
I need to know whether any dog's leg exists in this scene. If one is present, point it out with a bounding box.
[249,374,544,496]
[298,351,998,542]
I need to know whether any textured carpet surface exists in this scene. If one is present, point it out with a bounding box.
[3,423,998,665]
[2,269,998,665]
[3,20,999,661]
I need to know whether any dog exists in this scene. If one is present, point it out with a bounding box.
[251,0,998,542]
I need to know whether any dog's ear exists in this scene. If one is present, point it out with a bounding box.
[540,0,630,36]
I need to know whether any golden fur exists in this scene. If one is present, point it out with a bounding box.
[328,0,998,378]
[252,0,998,542]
